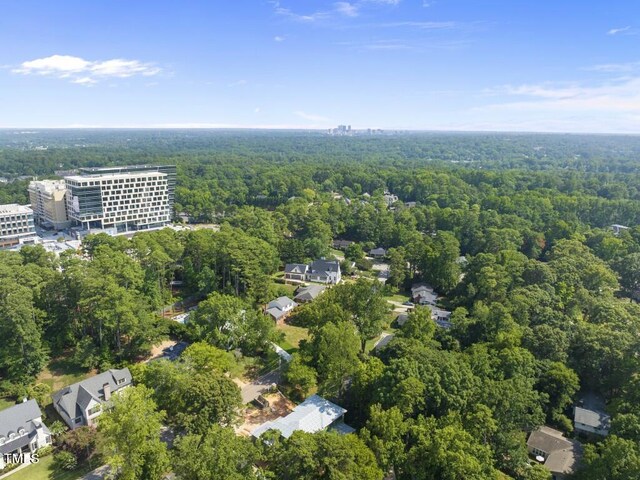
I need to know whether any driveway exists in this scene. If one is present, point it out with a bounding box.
[240,369,282,404]
[79,465,111,480]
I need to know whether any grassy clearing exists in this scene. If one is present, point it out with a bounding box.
[277,324,310,354]
[6,454,96,480]
[0,397,15,410]
[37,356,94,398]
[384,292,411,303]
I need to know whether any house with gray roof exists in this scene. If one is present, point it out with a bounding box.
[0,400,51,469]
[252,394,353,440]
[574,406,610,437]
[307,259,341,284]
[284,263,308,282]
[52,368,132,430]
[527,426,582,480]
[411,284,438,306]
[265,296,297,322]
[285,259,342,285]
[294,284,326,303]
[369,247,387,258]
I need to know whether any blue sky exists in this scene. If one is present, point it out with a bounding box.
[1,0,639,132]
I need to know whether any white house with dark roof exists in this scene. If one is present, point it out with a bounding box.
[52,368,132,430]
[265,296,297,322]
[284,259,342,285]
[284,263,308,282]
[307,259,341,284]
[252,394,353,440]
[411,284,438,306]
[0,400,51,469]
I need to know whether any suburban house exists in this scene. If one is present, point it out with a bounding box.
[265,296,298,322]
[307,259,342,284]
[383,192,399,207]
[332,239,353,250]
[396,307,452,329]
[284,263,308,282]
[574,406,610,437]
[527,426,582,480]
[284,259,342,285]
[0,400,52,469]
[252,394,354,440]
[294,284,326,303]
[52,368,132,430]
[411,284,438,306]
[429,306,453,328]
[369,247,387,258]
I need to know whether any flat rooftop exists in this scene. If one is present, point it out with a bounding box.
[64,171,167,182]
[0,204,33,215]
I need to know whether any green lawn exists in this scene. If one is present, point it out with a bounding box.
[7,454,96,480]
[277,324,310,353]
[37,357,94,398]
[0,397,15,410]
[384,292,411,303]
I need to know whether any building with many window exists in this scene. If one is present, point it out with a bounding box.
[28,179,70,230]
[0,204,36,248]
[64,168,172,233]
[78,165,176,209]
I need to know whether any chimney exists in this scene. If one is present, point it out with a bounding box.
[103,383,111,401]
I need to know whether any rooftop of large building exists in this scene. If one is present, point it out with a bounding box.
[0,204,33,215]
[64,171,167,182]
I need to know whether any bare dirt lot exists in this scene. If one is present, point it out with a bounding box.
[236,392,295,437]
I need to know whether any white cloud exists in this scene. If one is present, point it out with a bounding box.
[334,2,359,17]
[254,107,261,113]
[607,26,635,35]
[480,77,640,114]
[585,61,640,73]
[377,21,457,29]
[71,77,97,86]
[12,54,161,84]
[274,35,286,42]
[228,79,248,87]
[294,111,332,122]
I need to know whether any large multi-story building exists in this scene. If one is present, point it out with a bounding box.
[0,204,36,248]
[78,165,176,209]
[64,168,172,233]
[28,179,70,230]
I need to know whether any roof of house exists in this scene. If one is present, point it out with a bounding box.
[0,400,42,438]
[574,407,610,431]
[284,263,308,274]
[332,240,354,248]
[411,284,435,294]
[268,296,296,310]
[266,297,297,320]
[294,285,326,302]
[370,247,387,255]
[309,259,340,274]
[252,394,346,439]
[528,426,581,475]
[52,368,132,422]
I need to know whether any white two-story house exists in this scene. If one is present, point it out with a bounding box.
[0,400,52,469]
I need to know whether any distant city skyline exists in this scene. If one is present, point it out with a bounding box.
[2,1,639,133]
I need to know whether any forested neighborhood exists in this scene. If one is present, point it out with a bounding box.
[1,130,640,479]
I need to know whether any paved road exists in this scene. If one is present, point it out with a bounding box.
[241,369,282,404]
